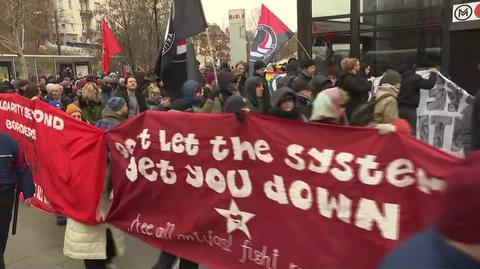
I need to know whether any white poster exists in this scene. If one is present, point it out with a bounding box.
[75,65,89,78]
[416,71,474,155]
[374,71,474,155]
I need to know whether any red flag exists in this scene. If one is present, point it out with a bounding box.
[102,18,121,74]
[249,5,293,68]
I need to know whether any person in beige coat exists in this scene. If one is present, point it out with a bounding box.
[373,69,402,124]
[64,98,127,269]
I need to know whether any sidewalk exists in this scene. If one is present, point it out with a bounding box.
[4,204,206,269]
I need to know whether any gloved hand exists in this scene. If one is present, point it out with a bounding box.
[207,87,220,100]
[374,124,397,134]
[234,110,246,123]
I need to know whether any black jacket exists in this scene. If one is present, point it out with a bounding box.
[471,90,480,150]
[398,71,437,108]
[115,87,147,113]
[337,73,371,119]
[269,87,304,120]
[250,73,271,113]
[0,133,35,198]
[292,71,312,92]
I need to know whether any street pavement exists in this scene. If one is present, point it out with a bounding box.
[4,204,207,269]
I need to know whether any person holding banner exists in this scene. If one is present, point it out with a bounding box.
[0,132,35,269]
[64,98,128,269]
[269,87,305,121]
[397,65,438,132]
[310,87,349,125]
[373,69,402,124]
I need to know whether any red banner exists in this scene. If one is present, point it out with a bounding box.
[0,94,106,224]
[106,111,461,269]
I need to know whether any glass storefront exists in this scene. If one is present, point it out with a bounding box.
[311,0,444,75]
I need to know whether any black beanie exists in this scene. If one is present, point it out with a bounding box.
[254,61,266,71]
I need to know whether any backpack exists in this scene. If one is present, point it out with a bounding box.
[350,94,395,126]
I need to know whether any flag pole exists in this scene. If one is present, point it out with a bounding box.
[205,25,219,85]
[292,34,312,60]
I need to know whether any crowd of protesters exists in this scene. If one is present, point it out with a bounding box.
[1,56,480,269]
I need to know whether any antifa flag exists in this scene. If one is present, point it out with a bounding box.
[249,5,294,71]
[154,0,207,99]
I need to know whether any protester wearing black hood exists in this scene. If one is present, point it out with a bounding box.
[251,61,271,108]
[245,76,269,114]
[269,87,305,121]
[309,74,334,98]
[284,58,300,87]
[397,65,438,131]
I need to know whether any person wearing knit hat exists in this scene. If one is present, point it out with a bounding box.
[373,69,402,124]
[66,103,83,121]
[106,97,126,112]
[379,151,480,269]
[379,69,402,86]
[253,61,266,76]
[95,97,128,130]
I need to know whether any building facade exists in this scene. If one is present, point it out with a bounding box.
[55,0,106,43]
[228,9,248,65]
[297,0,480,93]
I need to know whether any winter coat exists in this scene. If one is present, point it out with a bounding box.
[398,70,436,108]
[64,220,125,260]
[245,76,268,113]
[145,96,166,111]
[460,104,473,152]
[270,87,304,120]
[202,96,224,113]
[116,87,147,114]
[46,94,72,110]
[337,72,372,119]
[296,94,312,120]
[100,85,114,105]
[252,74,271,112]
[81,101,104,124]
[0,133,35,198]
[379,227,480,269]
[471,90,480,150]
[373,84,399,124]
[95,107,126,130]
[63,109,126,260]
[291,71,312,92]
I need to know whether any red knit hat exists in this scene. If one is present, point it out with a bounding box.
[437,151,480,244]
[392,119,412,135]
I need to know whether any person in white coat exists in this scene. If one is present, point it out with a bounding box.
[64,98,127,269]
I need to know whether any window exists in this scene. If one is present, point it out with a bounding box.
[96,20,101,32]
[361,7,442,29]
[312,0,350,17]
[361,0,442,13]
[57,0,63,10]
[360,26,442,75]
[62,23,66,28]
[68,0,72,10]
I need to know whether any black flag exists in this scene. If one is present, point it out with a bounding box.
[154,0,207,99]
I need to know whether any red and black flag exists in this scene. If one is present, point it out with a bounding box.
[154,0,207,99]
[249,5,294,70]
